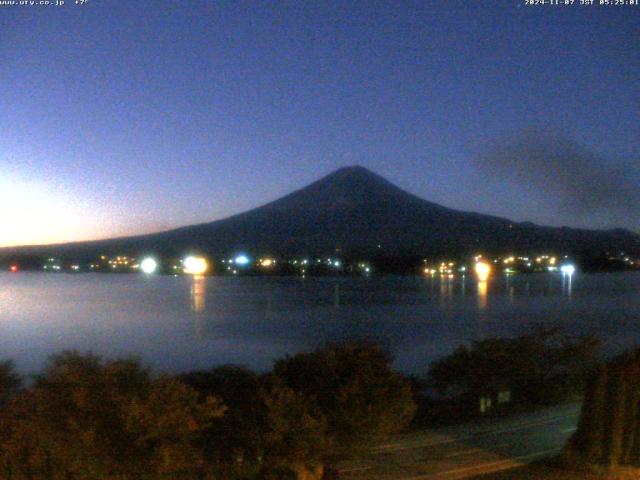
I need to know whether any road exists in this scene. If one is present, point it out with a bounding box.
[339,402,581,480]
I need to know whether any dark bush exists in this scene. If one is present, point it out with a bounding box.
[0,343,416,480]
[273,342,416,459]
[428,326,601,412]
[0,351,225,479]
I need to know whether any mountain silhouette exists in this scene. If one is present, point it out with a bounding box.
[2,166,639,260]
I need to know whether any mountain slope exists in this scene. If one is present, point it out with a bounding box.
[2,166,639,259]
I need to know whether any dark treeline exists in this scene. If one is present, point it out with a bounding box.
[0,344,415,480]
[0,329,602,479]
[416,326,601,424]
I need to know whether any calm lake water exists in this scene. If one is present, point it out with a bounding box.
[1,272,639,376]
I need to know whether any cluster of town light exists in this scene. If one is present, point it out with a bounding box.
[419,255,576,283]
[138,254,290,275]
[12,251,580,278]
[134,254,345,276]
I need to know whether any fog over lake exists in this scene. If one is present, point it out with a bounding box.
[1,272,639,376]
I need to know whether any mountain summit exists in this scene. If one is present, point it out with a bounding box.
[258,165,432,212]
[2,166,639,259]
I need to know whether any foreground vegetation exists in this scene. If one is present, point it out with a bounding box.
[0,344,415,480]
[0,328,604,479]
[476,347,640,480]
[563,348,640,473]
[414,326,600,424]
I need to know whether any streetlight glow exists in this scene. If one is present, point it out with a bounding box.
[140,257,158,274]
[183,256,208,275]
[475,261,491,282]
[234,255,250,265]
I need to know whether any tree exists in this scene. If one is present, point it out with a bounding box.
[429,326,601,408]
[0,360,21,407]
[571,364,608,462]
[180,365,266,476]
[124,376,226,477]
[182,364,331,480]
[566,349,640,469]
[272,342,416,459]
[0,351,225,479]
[260,377,329,480]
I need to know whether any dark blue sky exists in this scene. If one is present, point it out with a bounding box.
[1,1,638,246]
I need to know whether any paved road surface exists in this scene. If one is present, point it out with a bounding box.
[339,403,581,480]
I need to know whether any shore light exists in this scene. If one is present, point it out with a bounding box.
[184,256,208,275]
[235,255,250,265]
[474,261,491,282]
[560,264,576,276]
[140,257,158,274]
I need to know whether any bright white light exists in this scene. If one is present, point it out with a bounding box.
[561,264,575,276]
[140,257,158,274]
[184,256,208,275]
[235,255,250,265]
[333,260,341,267]
[475,261,491,282]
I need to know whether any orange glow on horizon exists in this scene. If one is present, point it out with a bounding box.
[0,173,173,248]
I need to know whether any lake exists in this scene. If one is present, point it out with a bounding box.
[1,271,639,376]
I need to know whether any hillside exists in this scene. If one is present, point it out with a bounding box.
[1,166,639,260]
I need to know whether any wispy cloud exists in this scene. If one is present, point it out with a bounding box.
[476,129,640,231]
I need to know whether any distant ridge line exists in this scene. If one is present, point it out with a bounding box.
[1,166,639,259]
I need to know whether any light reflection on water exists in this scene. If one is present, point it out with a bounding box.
[562,273,573,297]
[190,275,206,313]
[477,280,488,311]
[0,272,639,376]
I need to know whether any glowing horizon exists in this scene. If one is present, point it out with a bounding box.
[0,173,179,248]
